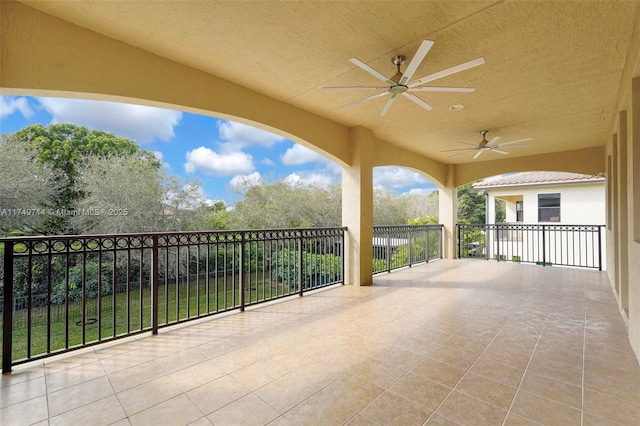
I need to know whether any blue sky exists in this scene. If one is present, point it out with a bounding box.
[0,96,437,206]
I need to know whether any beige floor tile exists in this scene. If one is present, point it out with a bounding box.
[186,374,250,415]
[283,392,356,426]
[254,372,322,413]
[582,412,625,426]
[3,261,639,425]
[360,391,431,426]
[155,347,209,374]
[583,389,640,425]
[0,376,46,409]
[469,357,525,388]
[424,413,463,425]
[0,366,45,389]
[350,358,405,389]
[502,412,545,425]
[0,395,49,426]
[583,369,640,405]
[482,344,532,370]
[412,358,466,388]
[526,355,583,387]
[428,345,478,371]
[45,360,106,392]
[435,390,506,425]
[227,358,289,391]
[117,375,182,416]
[107,360,166,393]
[373,346,425,371]
[388,372,451,411]
[454,372,516,410]
[48,375,115,417]
[321,373,385,412]
[520,371,582,409]
[510,390,581,425]
[344,414,379,425]
[49,395,126,426]
[206,393,280,425]
[129,394,203,426]
[99,349,154,375]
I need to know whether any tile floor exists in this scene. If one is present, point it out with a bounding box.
[1,260,639,425]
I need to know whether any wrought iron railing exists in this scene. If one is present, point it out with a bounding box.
[372,225,443,274]
[457,223,604,270]
[1,228,345,371]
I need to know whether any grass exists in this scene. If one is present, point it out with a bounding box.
[1,272,293,367]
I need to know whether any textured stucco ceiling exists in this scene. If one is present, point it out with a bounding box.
[19,0,640,165]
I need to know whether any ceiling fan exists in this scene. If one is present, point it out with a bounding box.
[442,130,533,159]
[323,40,485,116]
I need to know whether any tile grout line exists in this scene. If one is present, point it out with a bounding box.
[581,285,587,426]
[501,283,568,426]
[419,282,541,425]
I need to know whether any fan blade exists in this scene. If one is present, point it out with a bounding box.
[323,86,390,91]
[457,141,479,147]
[448,150,475,158]
[441,147,478,152]
[410,87,476,93]
[499,144,533,148]
[340,91,390,109]
[399,40,434,85]
[473,150,485,159]
[380,93,398,116]
[497,137,533,147]
[492,149,509,155]
[486,136,500,147]
[408,57,486,88]
[349,58,395,85]
[402,92,433,111]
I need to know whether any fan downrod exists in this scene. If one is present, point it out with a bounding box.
[479,130,490,148]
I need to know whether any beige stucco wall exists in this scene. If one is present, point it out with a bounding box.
[604,21,640,361]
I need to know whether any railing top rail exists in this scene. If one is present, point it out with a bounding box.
[0,226,348,243]
[457,223,604,229]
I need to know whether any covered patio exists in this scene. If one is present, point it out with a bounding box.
[1,260,638,425]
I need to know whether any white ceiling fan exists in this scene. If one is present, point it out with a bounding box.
[323,40,485,116]
[442,130,533,159]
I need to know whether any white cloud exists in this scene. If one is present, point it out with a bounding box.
[0,96,34,119]
[281,144,327,166]
[284,172,334,188]
[402,188,436,196]
[218,121,285,152]
[261,158,276,166]
[184,146,254,176]
[229,172,264,192]
[373,166,430,189]
[37,97,182,144]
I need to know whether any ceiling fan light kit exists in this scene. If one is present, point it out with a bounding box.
[323,40,485,116]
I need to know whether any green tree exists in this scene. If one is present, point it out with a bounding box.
[70,155,165,233]
[230,179,341,229]
[457,183,486,223]
[0,134,65,235]
[9,123,160,233]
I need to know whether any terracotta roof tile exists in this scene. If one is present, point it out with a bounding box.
[473,171,604,188]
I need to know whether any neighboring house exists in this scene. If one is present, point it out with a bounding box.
[471,171,606,269]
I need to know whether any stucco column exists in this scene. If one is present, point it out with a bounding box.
[342,127,374,286]
[439,165,458,259]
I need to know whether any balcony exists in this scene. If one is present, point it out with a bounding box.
[1,259,638,425]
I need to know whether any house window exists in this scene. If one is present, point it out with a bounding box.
[516,201,523,222]
[538,193,560,222]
